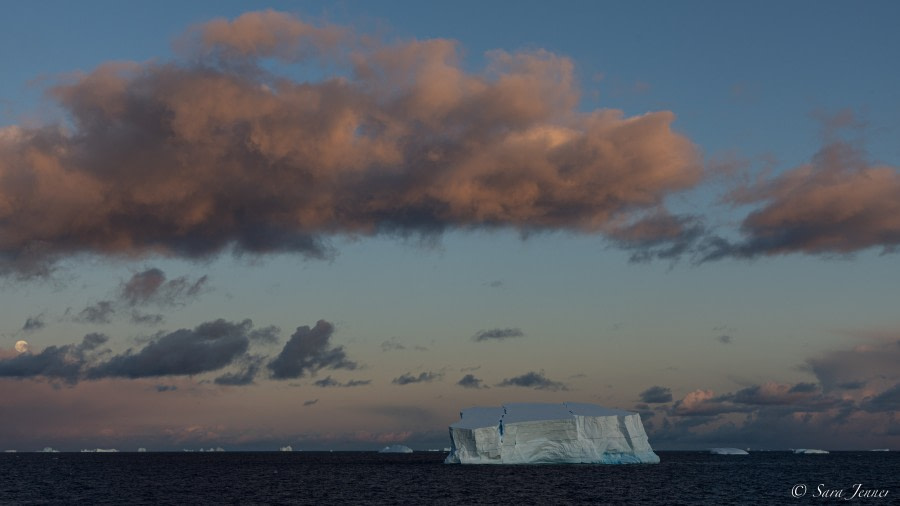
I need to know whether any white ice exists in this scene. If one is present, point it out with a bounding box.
[709,448,748,455]
[379,444,413,453]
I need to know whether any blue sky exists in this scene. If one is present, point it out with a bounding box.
[1,1,899,451]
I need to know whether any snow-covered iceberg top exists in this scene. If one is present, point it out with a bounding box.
[379,444,413,453]
[709,448,748,455]
[445,402,659,464]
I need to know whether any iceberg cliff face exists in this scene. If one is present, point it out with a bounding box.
[444,402,659,464]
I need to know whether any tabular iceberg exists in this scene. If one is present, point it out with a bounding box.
[444,402,659,464]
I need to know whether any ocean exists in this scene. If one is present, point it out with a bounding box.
[1,451,897,505]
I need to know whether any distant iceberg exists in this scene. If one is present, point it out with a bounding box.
[280,445,293,452]
[81,448,119,452]
[709,448,748,455]
[41,447,59,453]
[379,444,413,453]
[445,402,659,464]
[793,448,829,454]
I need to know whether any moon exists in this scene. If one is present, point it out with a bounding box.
[14,340,30,353]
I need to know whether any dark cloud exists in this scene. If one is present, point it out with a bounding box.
[806,339,900,391]
[862,383,900,413]
[610,212,708,263]
[73,268,207,325]
[716,334,732,344]
[155,384,177,392]
[392,372,440,385]
[303,399,319,407]
[496,371,567,391]
[87,319,253,379]
[473,328,524,342]
[120,268,208,307]
[0,10,703,278]
[702,138,900,260]
[249,326,281,344]
[130,311,165,326]
[313,376,371,388]
[214,360,261,386]
[267,320,356,380]
[0,333,109,384]
[76,301,116,324]
[22,314,46,333]
[719,382,820,406]
[639,385,673,404]
[380,338,406,352]
[457,374,488,389]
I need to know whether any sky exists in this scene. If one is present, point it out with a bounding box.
[1,1,899,451]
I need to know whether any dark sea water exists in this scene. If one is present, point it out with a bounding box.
[1,451,897,505]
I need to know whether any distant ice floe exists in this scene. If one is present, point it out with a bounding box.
[792,448,829,454]
[81,449,119,452]
[709,448,748,455]
[379,444,413,453]
[41,447,59,453]
[137,448,148,452]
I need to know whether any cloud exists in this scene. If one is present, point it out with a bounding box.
[155,384,177,392]
[639,385,673,403]
[609,212,708,263]
[120,268,208,307]
[22,314,46,333]
[214,358,262,386]
[703,138,900,260]
[130,311,165,326]
[392,372,440,385]
[862,382,900,413]
[496,371,567,391]
[75,301,116,324]
[0,333,109,384]
[380,338,406,352]
[457,374,487,389]
[0,10,702,278]
[87,319,254,379]
[74,268,208,325]
[313,375,371,388]
[717,382,821,406]
[806,338,900,391]
[716,334,732,344]
[303,399,319,407]
[267,320,356,380]
[473,327,524,342]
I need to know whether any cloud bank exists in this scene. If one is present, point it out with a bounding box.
[0,317,354,386]
[0,10,702,277]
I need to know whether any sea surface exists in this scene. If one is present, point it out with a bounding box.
[1,451,897,505]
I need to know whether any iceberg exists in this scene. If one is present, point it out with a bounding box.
[792,448,829,454]
[379,444,413,453]
[444,402,659,464]
[709,448,748,455]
